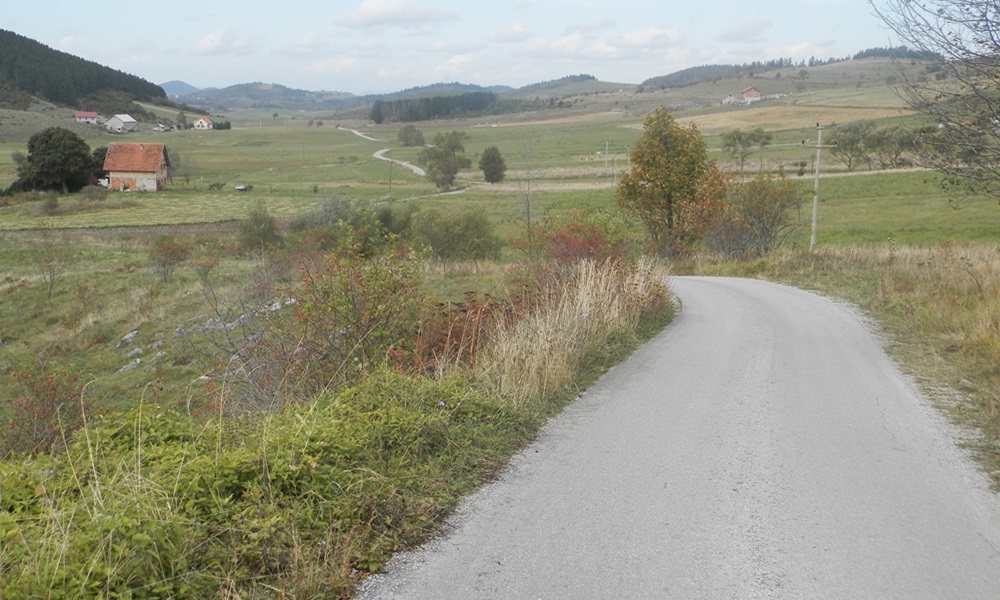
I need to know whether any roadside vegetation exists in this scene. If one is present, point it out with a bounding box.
[2,30,1000,596]
[0,196,672,597]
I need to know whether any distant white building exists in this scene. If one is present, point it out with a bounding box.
[74,111,99,125]
[193,117,214,130]
[105,114,138,133]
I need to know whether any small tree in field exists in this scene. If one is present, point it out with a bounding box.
[397,124,425,147]
[616,106,726,256]
[479,145,507,184]
[708,172,803,259]
[239,200,283,252]
[722,128,755,174]
[410,207,503,260]
[868,123,917,170]
[149,236,191,282]
[36,234,77,301]
[830,121,876,172]
[418,131,472,189]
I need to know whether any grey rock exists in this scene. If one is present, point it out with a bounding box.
[117,330,139,348]
[117,358,141,373]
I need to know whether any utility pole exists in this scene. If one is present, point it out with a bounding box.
[803,123,835,252]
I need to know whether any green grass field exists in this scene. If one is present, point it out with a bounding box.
[1,58,997,416]
[2,56,999,598]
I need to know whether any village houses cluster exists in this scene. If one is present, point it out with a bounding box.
[71,111,213,192]
[73,111,214,132]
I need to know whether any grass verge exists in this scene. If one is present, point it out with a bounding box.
[0,258,674,599]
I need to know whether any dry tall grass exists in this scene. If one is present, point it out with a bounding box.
[475,257,673,408]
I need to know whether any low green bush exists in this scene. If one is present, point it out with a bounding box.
[0,370,533,598]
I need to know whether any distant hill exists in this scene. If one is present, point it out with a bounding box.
[641,48,933,91]
[176,76,633,113]
[508,74,631,98]
[641,65,744,89]
[177,81,513,113]
[0,29,166,107]
[177,82,358,111]
[160,80,203,98]
[640,59,812,90]
[373,82,512,100]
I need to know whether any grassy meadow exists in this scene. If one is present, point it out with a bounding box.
[1,55,999,597]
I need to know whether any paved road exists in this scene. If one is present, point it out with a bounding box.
[372,148,426,177]
[358,277,1000,599]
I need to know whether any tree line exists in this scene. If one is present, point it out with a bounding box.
[371,91,528,123]
[0,30,166,107]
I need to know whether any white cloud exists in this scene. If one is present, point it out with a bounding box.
[339,0,457,28]
[523,30,622,61]
[717,19,774,44]
[519,24,683,65]
[611,26,682,49]
[193,29,259,56]
[432,53,476,76]
[425,38,478,54]
[291,32,329,53]
[492,23,532,44]
[308,56,360,75]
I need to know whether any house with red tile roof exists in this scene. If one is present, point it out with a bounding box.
[193,117,214,130]
[740,86,762,102]
[103,142,168,191]
[74,111,99,125]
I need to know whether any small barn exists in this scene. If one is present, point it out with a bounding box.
[105,114,138,133]
[193,117,214,130]
[103,142,168,191]
[74,111,99,125]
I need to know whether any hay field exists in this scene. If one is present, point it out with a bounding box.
[678,105,918,136]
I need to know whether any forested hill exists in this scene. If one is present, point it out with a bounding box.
[0,30,166,107]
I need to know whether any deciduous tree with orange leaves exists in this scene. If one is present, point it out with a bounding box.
[616,106,726,256]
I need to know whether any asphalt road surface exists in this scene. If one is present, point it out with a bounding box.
[358,276,1000,599]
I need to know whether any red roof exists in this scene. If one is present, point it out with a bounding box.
[74,111,99,118]
[103,143,166,173]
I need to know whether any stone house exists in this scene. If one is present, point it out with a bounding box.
[103,142,168,191]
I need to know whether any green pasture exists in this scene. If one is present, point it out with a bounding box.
[1,91,996,247]
[1,87,998,464]
[802,171,1000,246]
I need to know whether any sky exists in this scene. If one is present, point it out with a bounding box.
[5,0,899,95]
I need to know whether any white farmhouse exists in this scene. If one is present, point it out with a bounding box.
[105,114,138,133]
[74,111,99,125]
[193,117,214,130]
